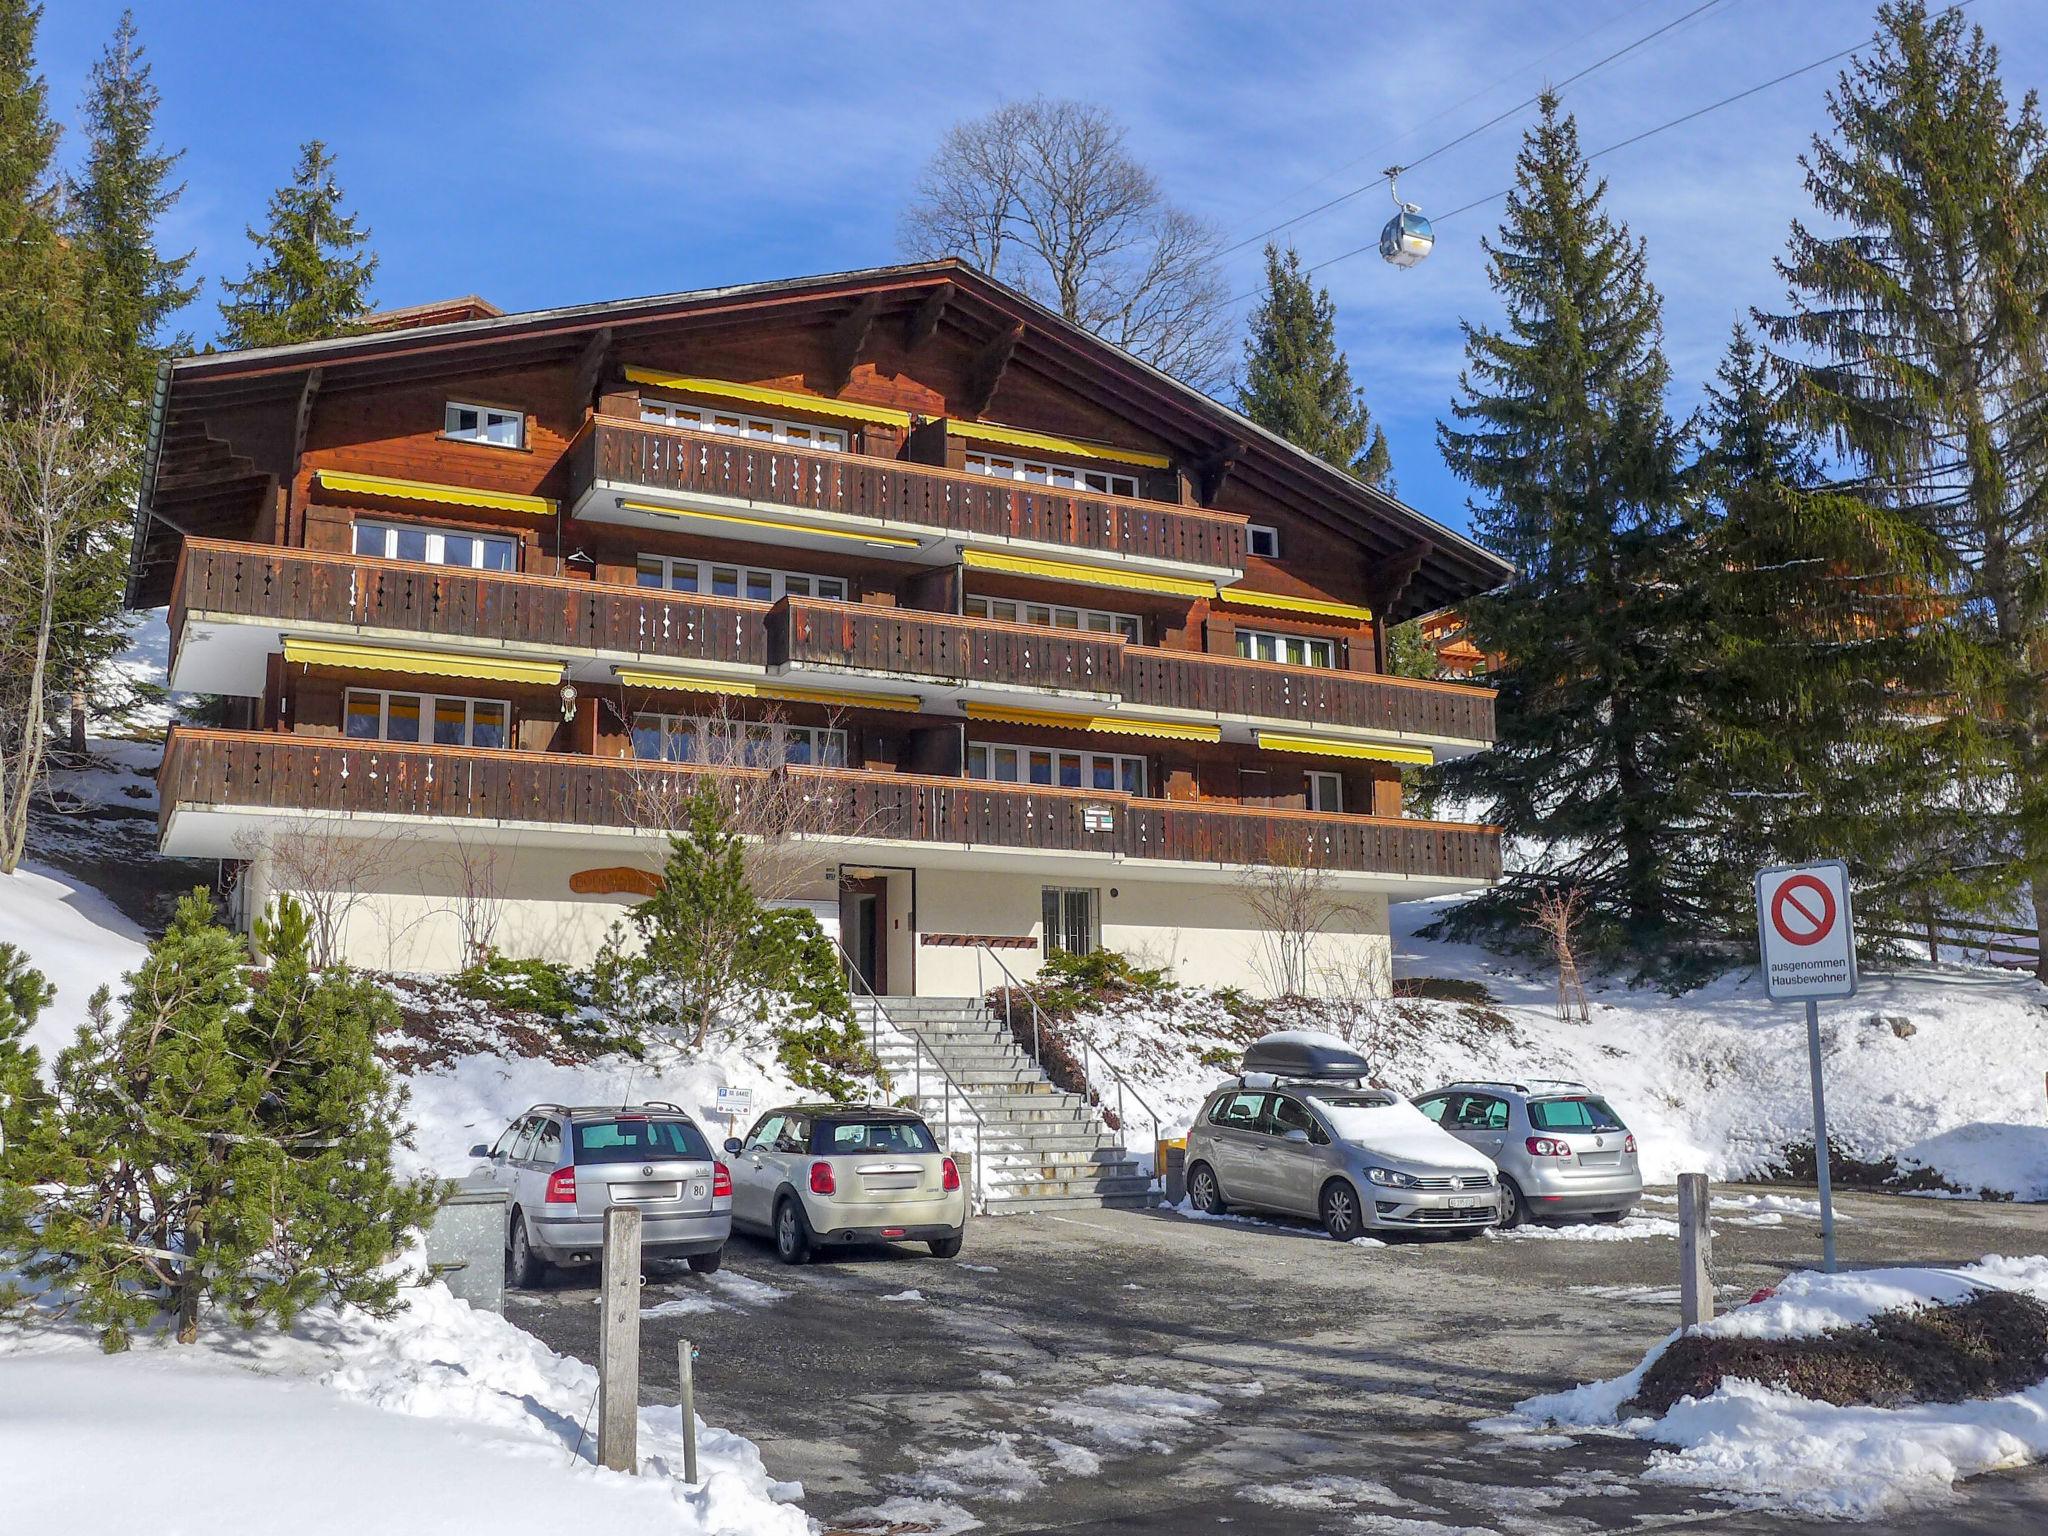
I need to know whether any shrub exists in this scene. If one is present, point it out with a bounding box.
[454,954,584,1023]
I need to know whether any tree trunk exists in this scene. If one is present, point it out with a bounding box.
[2032,871,2048,986]
[69,684,88,754]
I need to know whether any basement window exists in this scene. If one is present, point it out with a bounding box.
[444,401,525,448]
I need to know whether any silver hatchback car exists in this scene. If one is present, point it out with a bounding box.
[473,1102,732,1287]
[1411,1080,1642,1227]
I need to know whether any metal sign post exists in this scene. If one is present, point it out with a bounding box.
[1755,859,1858,1273]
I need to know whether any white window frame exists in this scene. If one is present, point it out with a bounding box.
[964,593,1139,641]
[630,712,847,768]
[962,450,1139,499]
[443,400,525,449]
[967,740,1147,796]
[638,397,848,453]
[1247,523,1282,559]
[343,688,510,749]
[1235,627,1338,669]
[1306,769,1345,814]
[354,520,518,572]
[634,555,848,604]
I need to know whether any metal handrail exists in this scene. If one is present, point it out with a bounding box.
[836,940,990,1213]
[972,943,1166,1189]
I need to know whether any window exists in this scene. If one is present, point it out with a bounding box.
[1528,1097,1627,1133]
[444,401,525,448]
[630,713,846,768]
[528,1118,563,1167]
[1247,523,1281,559]
[635,554,847,603]
[1306,770,1344,814]
[1268,1096,1327,1143]
[573,1118,712,1163]
[776,1115,812,1155]
[355,521,517,572]
[1209,1090,1266,1131]
[815,1119,939,1155]
[968,741,1146,795]
[964,594,1140,642]
[744,1114,786,1152]
[1412,1095,1449,1124]
[1235,628,1338,668]
[502,1115,541,1161]
[344,689,508,749]
[639,397,848,452]
[1042,886,1099,957]
[1445,1094,1509,1132]
[962,450,1139,499]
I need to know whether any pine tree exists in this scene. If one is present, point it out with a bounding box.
[1237,244,1392,488]
[0,942,54,1300]
[1431,94,1704,968]
[1756,0,2048,971]
[0,0,78,400]
[216,139,377,349]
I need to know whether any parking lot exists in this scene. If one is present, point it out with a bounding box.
[511,1185,2048,1534]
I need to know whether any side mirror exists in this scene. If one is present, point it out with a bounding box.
[1282,1128,1311,1145]
[723,1137,743,1155]
[468,1143,491,1159]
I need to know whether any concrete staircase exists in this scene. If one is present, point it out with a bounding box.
[858,995,1157,1214]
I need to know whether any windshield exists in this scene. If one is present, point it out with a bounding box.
[1528,1097,1626,1133]
[573,1117,711,1163]
[814,1118,938,1155]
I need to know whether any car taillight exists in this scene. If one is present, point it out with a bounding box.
[942,1156,961,1192]
[809,1160,836,1195]
[1525,1137,1570,1158]
[1624,1133,1638,1154]
[712,1162,732,1198]
[545,1166,577,1203]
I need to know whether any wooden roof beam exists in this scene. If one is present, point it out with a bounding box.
[959,321,1025,420]
[904,281,953,352]
[567,326,614,421]
[822,294,883,394]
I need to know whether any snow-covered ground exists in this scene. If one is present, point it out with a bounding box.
[0,859,149,1055]
[0,1274,808,1534]
[1502,1255,2048,1518]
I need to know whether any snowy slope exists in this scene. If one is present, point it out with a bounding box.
[0,861,149,1058]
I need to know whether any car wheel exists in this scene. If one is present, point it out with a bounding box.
[686,1249,723,1274]
[773,1197,812,1265]
[1187,1161,1227,1215]
[1320,1178,1363,1241]
[506,1210,545,1289]
[927,1233,964,1259]
[1496,1178,1526,1230]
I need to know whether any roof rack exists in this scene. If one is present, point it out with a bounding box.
[1439,1078,1591,1097]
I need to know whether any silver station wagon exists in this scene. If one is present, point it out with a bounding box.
[1185,1034,1500,1240]
[1413,1080,1642,1227]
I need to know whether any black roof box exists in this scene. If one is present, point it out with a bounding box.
[1242,1032,1371,1080]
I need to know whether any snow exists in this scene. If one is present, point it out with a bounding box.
[1487,1215,1680,1243]
[1044,1382,1222,1452]
[0,1276,807,1535]
[881,1288,926,1302]
[1505,1255,2048,1517]
[1306,1091,1499,1176]
[0,860,149,1057]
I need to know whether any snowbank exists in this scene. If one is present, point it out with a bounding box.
[0,1278,808,1534]
[0,860,149,1057]
[1508,1255,2048,1517]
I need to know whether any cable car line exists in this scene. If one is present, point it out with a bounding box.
[1218,0,1727,258]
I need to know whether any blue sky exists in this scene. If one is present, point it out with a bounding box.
[38,0,2048,538]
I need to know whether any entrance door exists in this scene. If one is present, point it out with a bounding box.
[841,878,887,993]
[1041,886,1098,958]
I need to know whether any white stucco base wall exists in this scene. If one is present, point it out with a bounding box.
[238,847,1391,1000]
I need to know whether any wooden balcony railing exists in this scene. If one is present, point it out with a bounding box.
[573,415,1247,573]
[171,538,768,669]
[159,729,1501,884]
[1119,648,1495,743]
[771,596,1123,695]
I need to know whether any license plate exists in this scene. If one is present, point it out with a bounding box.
[1452,1196,1490,1209]
[616,1181,683,1202]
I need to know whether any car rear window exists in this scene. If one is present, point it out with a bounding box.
[1528,1097,1626,1133]
[573,1117,710,1163]
[813,1118,938,1155]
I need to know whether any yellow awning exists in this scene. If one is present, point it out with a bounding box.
[611,668,923,713]
[623,367,913,428]
[613,499,922,549]
[282,638,564,687]
[964,703,1221,743]
[960,548,1217,601]
[311,469,557,518]
[1218,588,1374,623]
[945,419,1172,470]
[1254,730,1432,765]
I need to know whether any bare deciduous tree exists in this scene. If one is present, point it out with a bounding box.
[0,378,123,873]
[902,96,1232,387]
[432,828,509,968]
[1236,848,1363,1001]
[234,817,416,969]
[1528,884,1591,1023]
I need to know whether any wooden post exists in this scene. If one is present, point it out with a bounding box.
[1678,1172,1713,1329]
[596,1206,643,1473]
[677,1339,699,1485]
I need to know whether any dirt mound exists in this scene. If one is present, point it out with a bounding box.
[1628,1289,2048,1415]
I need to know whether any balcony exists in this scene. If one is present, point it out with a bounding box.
[158,729,1501,893]
[568,415,1247,581]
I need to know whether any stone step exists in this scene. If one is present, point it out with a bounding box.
[875,1036,1022,1060]
[980,1183,1160,1213]
[985,1155,1146,1180]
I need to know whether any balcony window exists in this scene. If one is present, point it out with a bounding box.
[356,520,517,572]
[1235,627,1337,668]
[1306,770,1344,813]
[635,554,847,603]
[969,741,1145,796]
[1248,523,1281,559]
[962,451,1139,499]
[632,712,846,768]
[964,594,1139,641]
[639,398,848,452]
[444,401,525,448]
[344,689,508,749]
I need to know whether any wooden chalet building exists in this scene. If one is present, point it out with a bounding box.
[134,260,1510,995]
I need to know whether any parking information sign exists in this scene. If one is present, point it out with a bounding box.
[1755,859,1858,1001]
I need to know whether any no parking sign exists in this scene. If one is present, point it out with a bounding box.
[1755,860,1858,1001]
